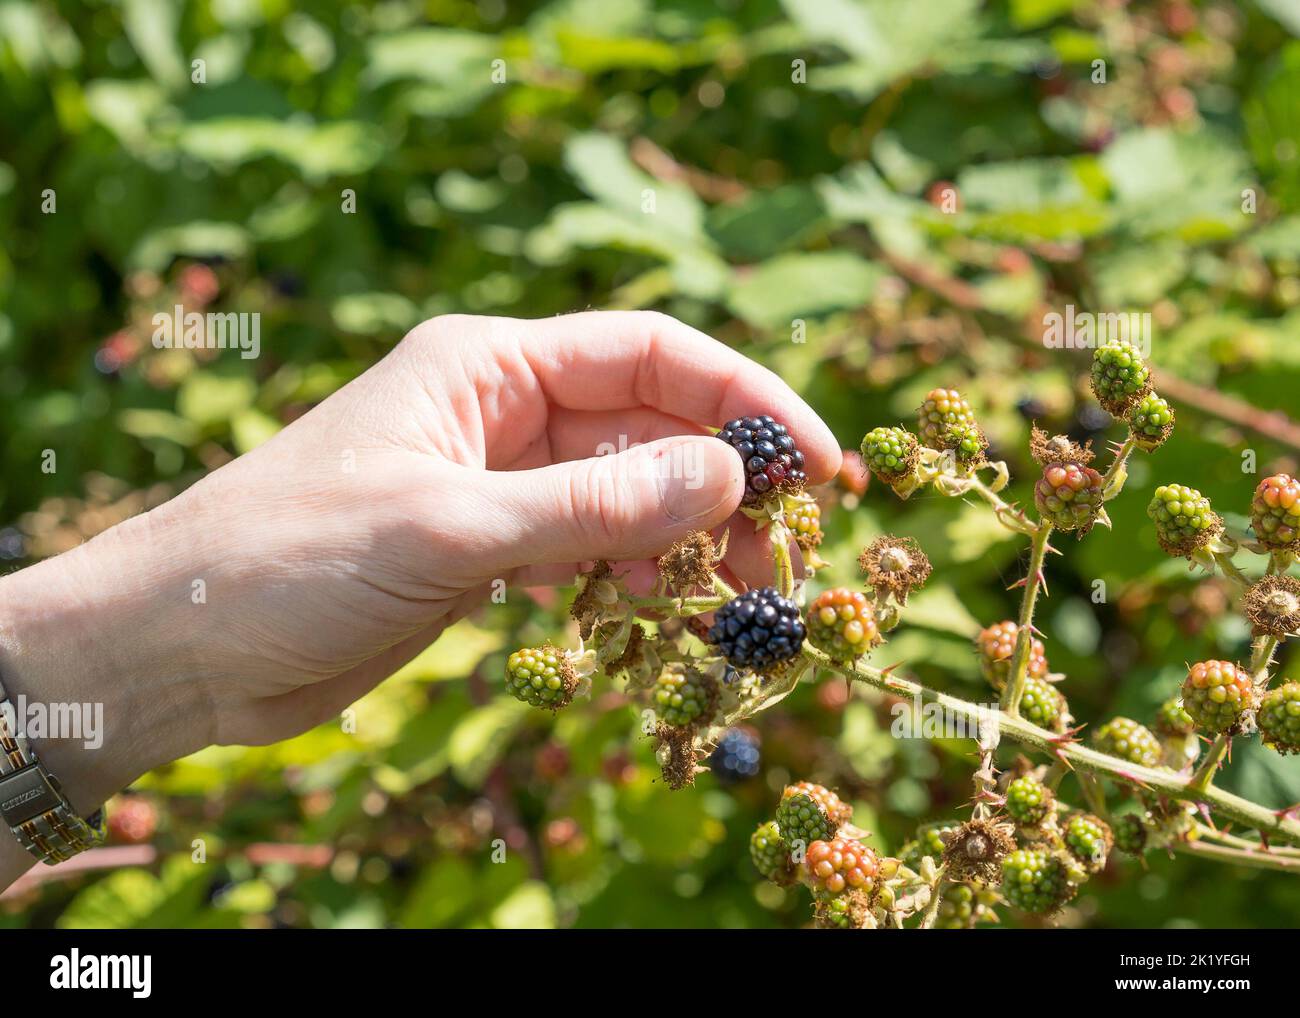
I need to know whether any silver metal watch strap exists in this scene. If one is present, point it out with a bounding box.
[0,675,104,865]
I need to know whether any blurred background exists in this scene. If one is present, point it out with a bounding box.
[2,0,1300,928]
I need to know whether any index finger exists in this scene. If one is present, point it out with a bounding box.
[519,310,841,483]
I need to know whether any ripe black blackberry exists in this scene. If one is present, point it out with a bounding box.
[709,728,761,782]
[717,415,807,506]
[708,586,806,671]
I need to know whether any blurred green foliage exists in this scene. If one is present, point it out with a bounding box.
[2,0,1300,928]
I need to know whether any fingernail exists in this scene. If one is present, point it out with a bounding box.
[655,441,738,522]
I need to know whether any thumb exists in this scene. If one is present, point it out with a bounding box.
[483,435,744,568]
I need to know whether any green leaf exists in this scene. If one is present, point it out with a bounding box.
[707,184,826,260]
[447,697,531,786]
[727,252,882,327]
[490,881,557,929]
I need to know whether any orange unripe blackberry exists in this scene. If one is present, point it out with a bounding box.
[975,621,1047,688]
[1251,474,1300,550]
[807,588,879,661]
[917,388,975,449]
[804,837,880,895]
[1182,660,1257,734]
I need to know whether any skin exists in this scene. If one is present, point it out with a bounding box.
[0,311,838,890]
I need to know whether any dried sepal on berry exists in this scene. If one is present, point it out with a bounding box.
[653,723,701,790]
[657,529,726,594]
[569,560,620,640]
[941,817,1016,884]
[1029,424,1094,467]
[1126,393,1175,451]
[1243,575,1300,639]
[860,535,932,605]
[1147,483,1223,558]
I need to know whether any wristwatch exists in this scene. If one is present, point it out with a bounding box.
[0,675,104,864]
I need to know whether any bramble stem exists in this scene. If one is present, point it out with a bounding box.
[630,594,728,615]
[1000,522,1053,717]
[805,646,1300,845]
[1171,838,1300,873]
[1100,433,1137,500]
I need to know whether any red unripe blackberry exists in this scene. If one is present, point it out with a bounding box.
[1034,461,1104,531]
[717,415,807,506]
[917,388,976,449]
[1092,716,1162,767]
[1182,660,1257,734]
[1251,474,1300,550]
[975,621,1047,688]
[1257,681,1300,755]
[807,587,880,662]
[804,837,880,895]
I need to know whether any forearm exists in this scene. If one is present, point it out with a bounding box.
[0,511,212,888]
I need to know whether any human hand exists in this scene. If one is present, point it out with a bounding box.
[0,311,838,831]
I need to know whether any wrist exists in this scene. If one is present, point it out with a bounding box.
[0,510,213,817]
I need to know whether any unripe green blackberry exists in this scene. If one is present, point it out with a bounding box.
[806,587,880,662]
[652,668,715,727]
[1034,461,1104,532]
[1126,393,1174,451]
[504,646,579,710]
[749,820,792,881]
[934,882,999,929]
[1251,474,1300,550]
[788,500,823,551]
[1147,483,1221,557]
[975,621,1048,689]
[1113,813,1149,856]
[1000,848,1073,914]
[1063,813,1113,873]
[1005,775,1055,827]
[1154,696,1196,737]
[1257,681,1300,755]
[1019,676,1066,732]
[917,388,976,449]
[1182,660,1256,734]
[860,425,919,482]
[1090,340,1151,414]
[941,421,987,466]
[1092,716,1162,768]
[775,782,850,847]
[902,823,958,869]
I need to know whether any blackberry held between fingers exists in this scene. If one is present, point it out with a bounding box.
[1147,483,1221,557]
[1090,340,1151,414]
[708,587,806,672]
[710,728,761,782]
[1182,660,1256,734]
[806,588,880,662]
[717,415,807,506]
[1034,461,1104,532]
[1000,848,1074,914]
[918,388,976,449]
[1251,474,1300,550]
[1257,682,1300,755]
[1092,716,1162,768]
